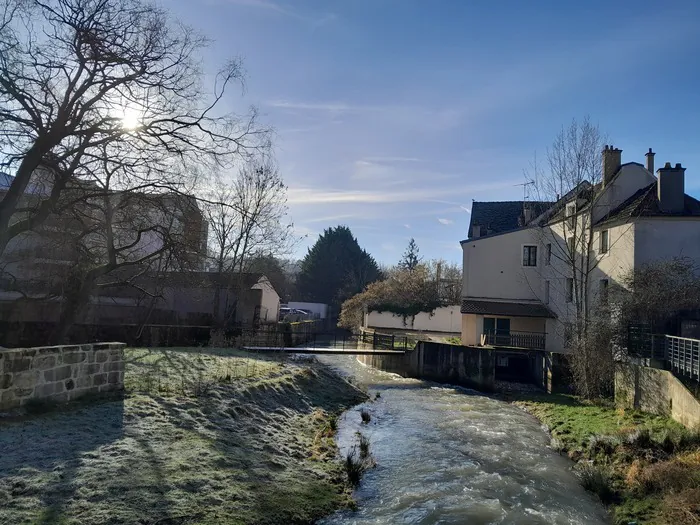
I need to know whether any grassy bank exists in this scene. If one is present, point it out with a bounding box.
[0,348,367,525]
[507,393,700,525]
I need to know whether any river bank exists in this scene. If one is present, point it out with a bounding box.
[505,392,700,525]
[0,348,367,525]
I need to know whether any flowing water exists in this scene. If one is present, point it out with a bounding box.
[317,356,609,525]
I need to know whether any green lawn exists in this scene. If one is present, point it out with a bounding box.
[510,393,700,525]
[0,348,367,525]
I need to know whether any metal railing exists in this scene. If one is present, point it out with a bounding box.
[482,330,546,350]
[653,334,700,382]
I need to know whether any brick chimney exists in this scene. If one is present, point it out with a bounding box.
[602,145,622,187]
[645,148,655,174]
[657,162,685,213]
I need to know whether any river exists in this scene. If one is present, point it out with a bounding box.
[317,355,609,525]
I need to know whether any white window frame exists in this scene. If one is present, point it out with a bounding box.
[522,245,538,267]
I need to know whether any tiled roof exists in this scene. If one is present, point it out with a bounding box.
[468,201,552,238]
[596,182,700,225]
[461,299,555,318]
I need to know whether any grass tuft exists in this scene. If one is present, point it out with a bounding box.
[577,463,616,504]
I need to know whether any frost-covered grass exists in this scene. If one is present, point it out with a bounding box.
[0,348,367,525]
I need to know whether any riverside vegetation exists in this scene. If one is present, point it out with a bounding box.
[0,347,367,525]
[509,394,700,525]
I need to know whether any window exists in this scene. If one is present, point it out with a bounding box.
[545,243,552,265]
[600,279,609,303]
[567,236,575,255]
[544,280,550,304]
[566,278,574,303]
[566,203,576,229]
[564,322,574,346]
[522,245,537,267]
[600,230,609,254]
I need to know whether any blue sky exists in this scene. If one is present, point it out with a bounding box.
[164,0,700,264]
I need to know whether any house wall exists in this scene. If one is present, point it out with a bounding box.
[592,164,655,223]
[365,305,461,333]
[633,218,700,267]
[462,228,542,301]
[461,314,477,346]
[460,313,547,346]
[287,302,329,319]
[252,277,280,322]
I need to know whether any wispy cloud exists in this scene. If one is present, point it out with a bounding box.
[287,179,519,206]
[437,218,454,225]
[363,156,422,163]
[403,224,411,229]
[225,0,336,25]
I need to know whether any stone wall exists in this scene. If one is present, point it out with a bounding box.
[0,342,126,411]
[357,341,495,391]
[615,361,700,429]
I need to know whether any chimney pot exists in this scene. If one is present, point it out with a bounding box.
[664,162,672,169]
[676,163,683,169]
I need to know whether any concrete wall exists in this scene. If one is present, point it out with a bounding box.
[615,361,700,429]
[0,342,126,411]
[357,341,495,391]
[365,305,461,333]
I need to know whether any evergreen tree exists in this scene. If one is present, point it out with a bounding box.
[399,238,421,272]
[297,226,382,309]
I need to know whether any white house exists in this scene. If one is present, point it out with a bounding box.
[460,147,700,352]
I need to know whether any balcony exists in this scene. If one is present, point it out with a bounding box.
[481,330,546,351]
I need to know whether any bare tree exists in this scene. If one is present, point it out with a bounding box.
[0,0,268,259]
[202,157,292,325]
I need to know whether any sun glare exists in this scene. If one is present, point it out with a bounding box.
[121,108,141,130]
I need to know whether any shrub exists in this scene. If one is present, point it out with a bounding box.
[588,434,621,457]
[360,408,371,424]
[624,427,654,450]
[578,463,616,504]
[662,488,700,525]
[345,450,366,487]
[357,432,370,460]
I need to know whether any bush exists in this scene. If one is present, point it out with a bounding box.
[357,432,370,460]
[360,408,371,424]
[588,434,622,457]
[578,463,616,504]
[662,488,700,525]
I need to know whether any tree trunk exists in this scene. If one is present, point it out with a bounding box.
[50,279,95,344]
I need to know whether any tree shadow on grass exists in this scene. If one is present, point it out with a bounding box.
[0,398,125,524]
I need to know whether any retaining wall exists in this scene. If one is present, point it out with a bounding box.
[357,341,495,391]
[0,342,126,411]
[615,361,700,429]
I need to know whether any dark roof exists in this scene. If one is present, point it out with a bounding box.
[596,182,700,225]
[461,299,555,318]
[468,201,552,239]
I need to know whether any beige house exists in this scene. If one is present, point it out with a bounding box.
[460,147,700,352]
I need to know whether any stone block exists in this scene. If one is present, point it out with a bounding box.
[63,352,86,364]
[104,361,124,373]
[81,363,102,375]
[33,355,57,370]
[108,350,123,361]
[13,370,40,389]
[76,377,92,389]
[95,351,109,363]
[107,372,121,385]
[93,374,107,386]
[14,387,34,397]
[44,365,72,382]
[60,346,81,353]
[4,357,32,373]
[85,351,95,364]
[1,389,20,409]
[51,392,68,403]
[65,379,75,391]
[36,383,60,398]
[0,374,12,389]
